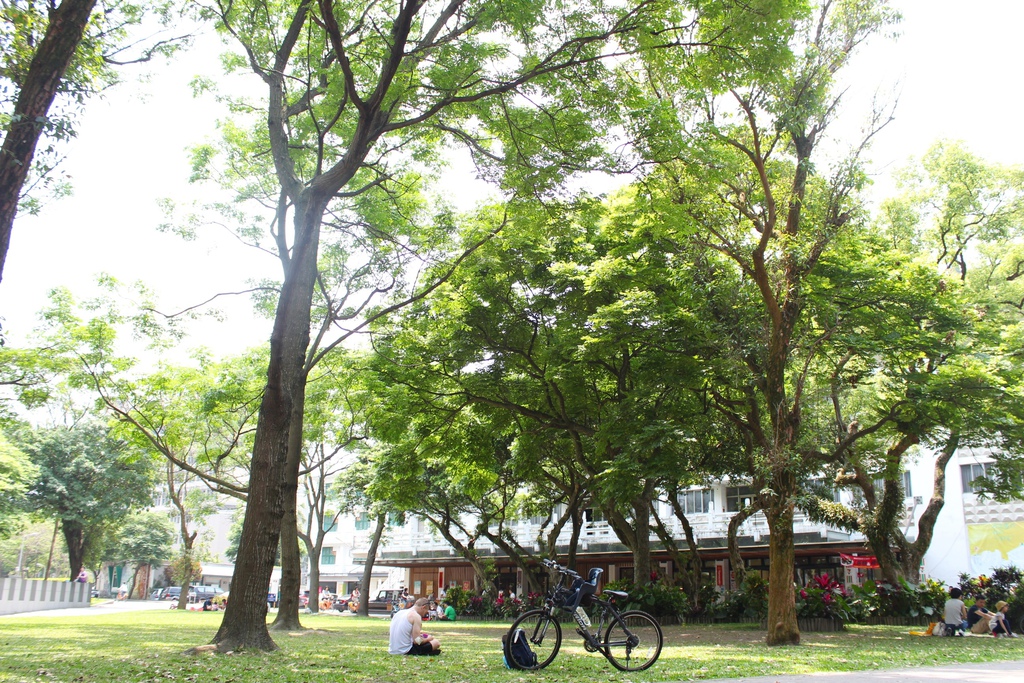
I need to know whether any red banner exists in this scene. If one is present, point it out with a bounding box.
[839,553,879,569]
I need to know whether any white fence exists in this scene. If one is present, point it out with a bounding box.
[0,578,91,616]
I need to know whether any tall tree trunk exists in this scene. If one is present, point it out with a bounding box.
[652,499,704,614]
[62,518,85,582]
[862,479,905,586]
[764,494,799,646]
[272,417,306,629]
[565,506,584,570]
[44,518,59,580]
[903,431,960,581]
[606,488,655,586]
[210,198,324,652]
[272,512,305,628]
[0,0,98,284]
[728,502,762,588]
[631,494,653,585]
[176,557,194,611]
[358,513,387,617]
[127,564,140,599]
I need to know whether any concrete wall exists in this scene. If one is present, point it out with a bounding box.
[0,578,91,615]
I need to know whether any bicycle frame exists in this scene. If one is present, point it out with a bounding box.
[539,562,637,663]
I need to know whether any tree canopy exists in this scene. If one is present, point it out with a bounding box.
[15,421,156,579]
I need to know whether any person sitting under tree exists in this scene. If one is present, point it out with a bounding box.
[389,597,441,656]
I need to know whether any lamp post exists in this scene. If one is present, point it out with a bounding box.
[14,532,42,578]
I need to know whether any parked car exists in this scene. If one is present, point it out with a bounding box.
[163,587,195,601]
[191,585,224,601]
[366,589,407,614]
[150,588,165,600]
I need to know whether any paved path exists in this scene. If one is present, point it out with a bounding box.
[685,659,1024,683]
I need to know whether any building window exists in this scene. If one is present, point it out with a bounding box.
[321,547,336,565]
[584,508,607,523]
[961,463,989,494]
[678,489,713,515]
[323,517,338,533]
[726,486,755,512]
[871,472,912,498]
[355,513,370,531]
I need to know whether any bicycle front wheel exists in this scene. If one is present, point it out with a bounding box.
[602,610,663,671]
[505,609,562,670]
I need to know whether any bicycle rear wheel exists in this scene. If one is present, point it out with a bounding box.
[504,609,562,670]
[602,610,663,671]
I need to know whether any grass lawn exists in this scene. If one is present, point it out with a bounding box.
[0,612,1022,683]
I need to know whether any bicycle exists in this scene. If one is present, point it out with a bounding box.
[503,558,663,672]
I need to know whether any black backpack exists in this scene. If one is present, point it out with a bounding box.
[503,627,537,669]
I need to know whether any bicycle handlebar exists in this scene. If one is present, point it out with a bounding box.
[542,558,580,579]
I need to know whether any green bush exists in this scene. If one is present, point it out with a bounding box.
[986,566,1022,604]
[603,578,688,618]
[848,577,946,620]
[709,574,768,621]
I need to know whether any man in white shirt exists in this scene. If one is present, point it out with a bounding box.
[943,586,967,633]
[389,597,441,655]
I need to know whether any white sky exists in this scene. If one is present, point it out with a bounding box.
[1,0,1021,357]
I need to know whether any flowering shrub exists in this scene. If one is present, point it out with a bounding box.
[522,591,545,610]
[795,574,851,621]
[499,595,525,617]
[466,595,485,615]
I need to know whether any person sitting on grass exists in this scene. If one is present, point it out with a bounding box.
[389,597,441,656]
[943,587,967,634]
[992,601,1016,637]
[442,602,457,621]
[968,597,996,634]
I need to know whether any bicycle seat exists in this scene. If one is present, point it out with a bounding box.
[602,589,629,600]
